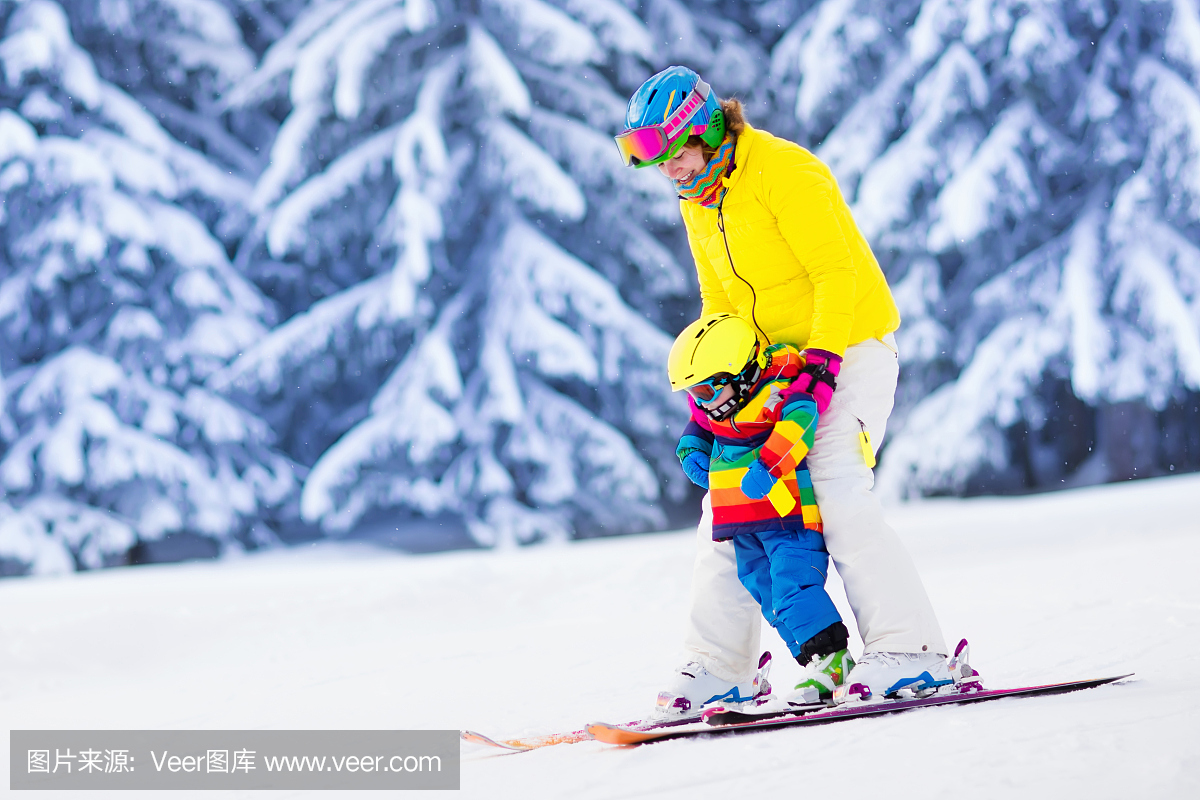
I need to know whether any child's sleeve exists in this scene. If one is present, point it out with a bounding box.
[756,392,819,477]
[676,418,715,462]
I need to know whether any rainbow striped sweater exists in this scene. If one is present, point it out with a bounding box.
[676,344,822,542]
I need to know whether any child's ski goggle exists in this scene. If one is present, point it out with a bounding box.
[685,372,733,403]
[614,80,712,168]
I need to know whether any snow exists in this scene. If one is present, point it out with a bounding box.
[890,258,948,365]
[1166,0,1200,81]
[266,125,400,258]
[298,315,466,529]
[251,101,327,213]
[532,105,680,224]
[530,109,626,191]
[1001,5,1078,83]
[95,82,175,155]
[1134,59,1200,225]
[182,313,267,363]
[370,320,463,415]
[81,129,179,198]
[290,0,401,108]
[1,0,1198,575]
[1111,242,1200,399]
[299,398,457,524]
[0,495,136,574]
[617,224,688,296]
[11,494,137,569]
[816,61,908,193]
[333,7,428,119]
[490,218,671,383]
[293,208,676,541]
[18,85,68,122]
[30,136,115,192]
[878,311,1069,497]
[815,0,1200,495]
[483,0,601,67]
[223,1,351,110]
[15,348,125,416]
[557,0,653,59]
[1105,171,1200,404]
[514,379,662,522]
[517,62,627,131]
[0,108,37,162]
[465,25,532,119]
[853,43,988,240]
[480,119,587,221]
[383,60,455,317]
[181,388,261,446]
[1060,207,1107,401]
[0,0,103,108]
[786,0,886,129]
[1,474,1197,797]
[211,274,395,398]
[926,101,1066,252]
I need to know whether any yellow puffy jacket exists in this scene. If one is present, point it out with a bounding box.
[680,125,900,357]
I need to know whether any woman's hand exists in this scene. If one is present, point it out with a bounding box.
[794,350,842,413]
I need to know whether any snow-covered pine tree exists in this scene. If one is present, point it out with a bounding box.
[64,0,264,178]
[767,0,1200,497]
[212,0,759,546]
[0,0,296,575]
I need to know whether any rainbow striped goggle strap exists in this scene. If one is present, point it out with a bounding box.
[614,79,712,167]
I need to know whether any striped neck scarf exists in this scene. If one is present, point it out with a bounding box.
[675,136,736,208]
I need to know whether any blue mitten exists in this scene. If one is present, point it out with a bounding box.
[740,459,777,500]
[680,450,710,489]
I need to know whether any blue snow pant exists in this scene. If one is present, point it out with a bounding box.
[732,528,842,660]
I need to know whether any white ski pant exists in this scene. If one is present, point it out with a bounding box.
[681,334,947,683]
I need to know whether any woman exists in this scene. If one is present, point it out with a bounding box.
[616,66,949,713]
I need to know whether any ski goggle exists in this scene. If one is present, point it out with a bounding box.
[685,372,733,403]
[614,79,712,168]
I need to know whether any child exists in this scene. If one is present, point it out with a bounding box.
[668,313,855,707]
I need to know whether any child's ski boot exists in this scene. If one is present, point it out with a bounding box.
[787,648,855,705]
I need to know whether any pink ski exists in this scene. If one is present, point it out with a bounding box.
[588,673,1132,746]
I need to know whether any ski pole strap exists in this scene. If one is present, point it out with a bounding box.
[800,361,837,393]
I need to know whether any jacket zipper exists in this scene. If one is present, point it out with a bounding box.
[717,199,770,345]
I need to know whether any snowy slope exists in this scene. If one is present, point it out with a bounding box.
[2,473,1198,799]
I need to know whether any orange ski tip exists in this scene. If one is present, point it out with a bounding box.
[586,722,669,745]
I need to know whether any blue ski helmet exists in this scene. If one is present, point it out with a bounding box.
[617,66,725,168]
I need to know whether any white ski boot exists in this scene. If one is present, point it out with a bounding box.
[652,652,773,719]
[833,649,953,703]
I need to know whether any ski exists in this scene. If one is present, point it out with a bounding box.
[460,727,595,751]
[463,650,777,752]
[461,715,696,752]
[587,673,1133,745]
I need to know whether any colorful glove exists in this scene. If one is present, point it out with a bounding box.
[680,449,710,489]
[793,349,842,414]
[740,459,777,500]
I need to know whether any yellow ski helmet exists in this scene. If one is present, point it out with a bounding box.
[668,314,763,411]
